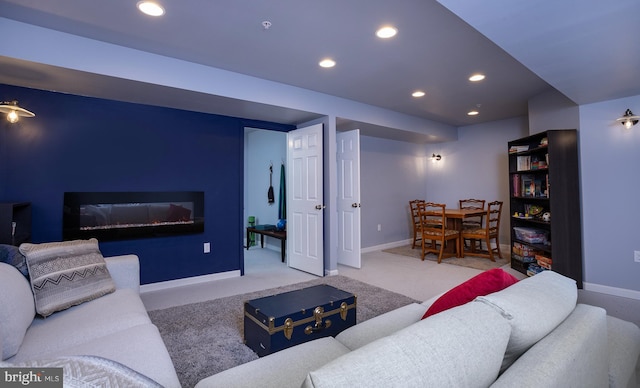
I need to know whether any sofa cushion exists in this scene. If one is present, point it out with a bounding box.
[0,263,35,360]
[422,268,519,318]
[335,303,427,350]
[491,304,609,388]
[474,270,577,373]
[2,355,163,388]
[11,289,150,361]
[20,238,116,317]
[302,301,511,388]
[0,244,28,277]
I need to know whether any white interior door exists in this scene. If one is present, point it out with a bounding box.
[337,130,361,268]
[286,123,324,276]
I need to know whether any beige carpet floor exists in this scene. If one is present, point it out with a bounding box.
[382,244,509,271]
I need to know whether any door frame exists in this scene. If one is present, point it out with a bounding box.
[241,117,345,277]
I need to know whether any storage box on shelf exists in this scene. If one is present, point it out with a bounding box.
[513,227,548,245]
[507,130,582,287]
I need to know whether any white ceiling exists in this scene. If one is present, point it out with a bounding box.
[0,0,638,131]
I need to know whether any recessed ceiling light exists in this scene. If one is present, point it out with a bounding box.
[137,1,165,16]
[468,110,480,116]
[376,26,397,39]
[412,91,425,98]
[319,58,336,68]
[469,74,485,82]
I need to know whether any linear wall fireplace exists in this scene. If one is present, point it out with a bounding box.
[63,191,204,241]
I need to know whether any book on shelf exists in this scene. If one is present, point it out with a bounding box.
[545,174,549,197]
[521,175,533,196]
[517,156,530,171]
[509,145,529,153]
[530,154,547,169]
[518,174,548,198]
[512,174,520,197]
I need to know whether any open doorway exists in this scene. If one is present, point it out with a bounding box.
[243,127,287,274]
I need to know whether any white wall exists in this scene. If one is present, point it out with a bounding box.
[425,117,529,245]
[579,94,640,296]
[243,128,286,229]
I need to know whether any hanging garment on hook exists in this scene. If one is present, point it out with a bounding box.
[268,164,275,204]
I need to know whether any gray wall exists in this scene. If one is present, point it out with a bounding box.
[529,89,640,297]
[424,117,528,246]
[528,89,580,133]
[359,135,428,248]
[358,117,527,249]
[579,95,640,295]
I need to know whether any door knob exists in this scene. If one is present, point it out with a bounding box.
[315,205,326,210]
[351,203,361,208]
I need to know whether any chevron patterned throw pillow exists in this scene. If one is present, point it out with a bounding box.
[20,238,115,317]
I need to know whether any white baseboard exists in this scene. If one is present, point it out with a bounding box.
[325,269,339,276]
[361,240,510,255]
[583,282,640,301]
[361,239,412,254]
[140,270,241,294]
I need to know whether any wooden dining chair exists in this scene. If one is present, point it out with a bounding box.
[459,199,486,228]
[417,202,460,263]
[459,198,486,251]
[409,199,425,249]
[460,201,503,261]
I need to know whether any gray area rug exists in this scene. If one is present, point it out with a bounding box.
[383,244,510,271]
[148,275,419,388]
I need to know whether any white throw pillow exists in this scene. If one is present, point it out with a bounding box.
[0,262,36,360]
[20,239,115,317]
[474,270,577,372]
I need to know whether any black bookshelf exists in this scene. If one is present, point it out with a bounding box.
[508,130,583,288]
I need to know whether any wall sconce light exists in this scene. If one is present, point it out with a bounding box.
[0,100,35,123]
[616,109,639,129]
[431,153,442,162]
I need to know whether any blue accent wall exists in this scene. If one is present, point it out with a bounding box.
[0,84,293,284]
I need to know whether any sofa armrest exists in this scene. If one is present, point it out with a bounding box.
[607,315,640,388]
[420,291,446,310]
[104,255,140,293]
[335,303,427,350]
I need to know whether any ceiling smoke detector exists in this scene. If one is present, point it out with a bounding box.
[262,21,272,30]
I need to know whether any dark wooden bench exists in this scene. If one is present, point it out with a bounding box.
[246,226,286,262]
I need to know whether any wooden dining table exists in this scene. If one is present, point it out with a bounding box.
[443,208,486,257]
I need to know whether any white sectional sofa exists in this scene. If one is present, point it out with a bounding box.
[0,251,180,387]
[196,271,640,388]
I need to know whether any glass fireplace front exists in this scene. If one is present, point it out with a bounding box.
[63,191,204,241]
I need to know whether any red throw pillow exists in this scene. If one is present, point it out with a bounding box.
[422,268,519,319]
